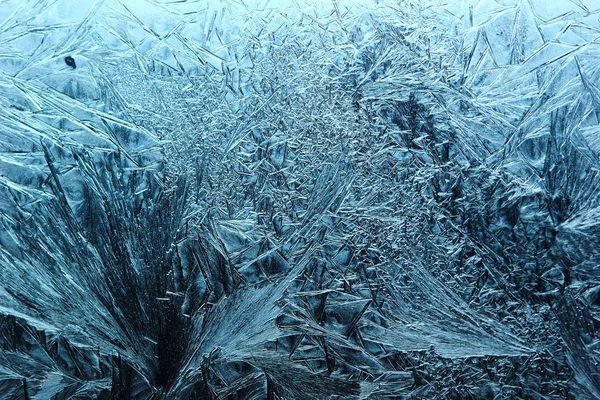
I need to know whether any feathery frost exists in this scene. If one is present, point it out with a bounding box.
[1,0,599,398]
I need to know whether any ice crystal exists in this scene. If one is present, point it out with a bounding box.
[1,0,599,398]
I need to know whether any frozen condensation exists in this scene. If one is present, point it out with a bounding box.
[0,0,599,398]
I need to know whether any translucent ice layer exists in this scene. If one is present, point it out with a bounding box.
[0,0,599,398]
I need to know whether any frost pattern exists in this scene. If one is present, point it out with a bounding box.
[0,0,599,398]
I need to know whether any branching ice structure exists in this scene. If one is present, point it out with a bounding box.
[0,0,599,398]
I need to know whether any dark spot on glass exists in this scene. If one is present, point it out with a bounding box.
[65,56,76,69]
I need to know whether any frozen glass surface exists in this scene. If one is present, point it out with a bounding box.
[0,0,599,398]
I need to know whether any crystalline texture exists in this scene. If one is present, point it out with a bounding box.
[0,0,599,398]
